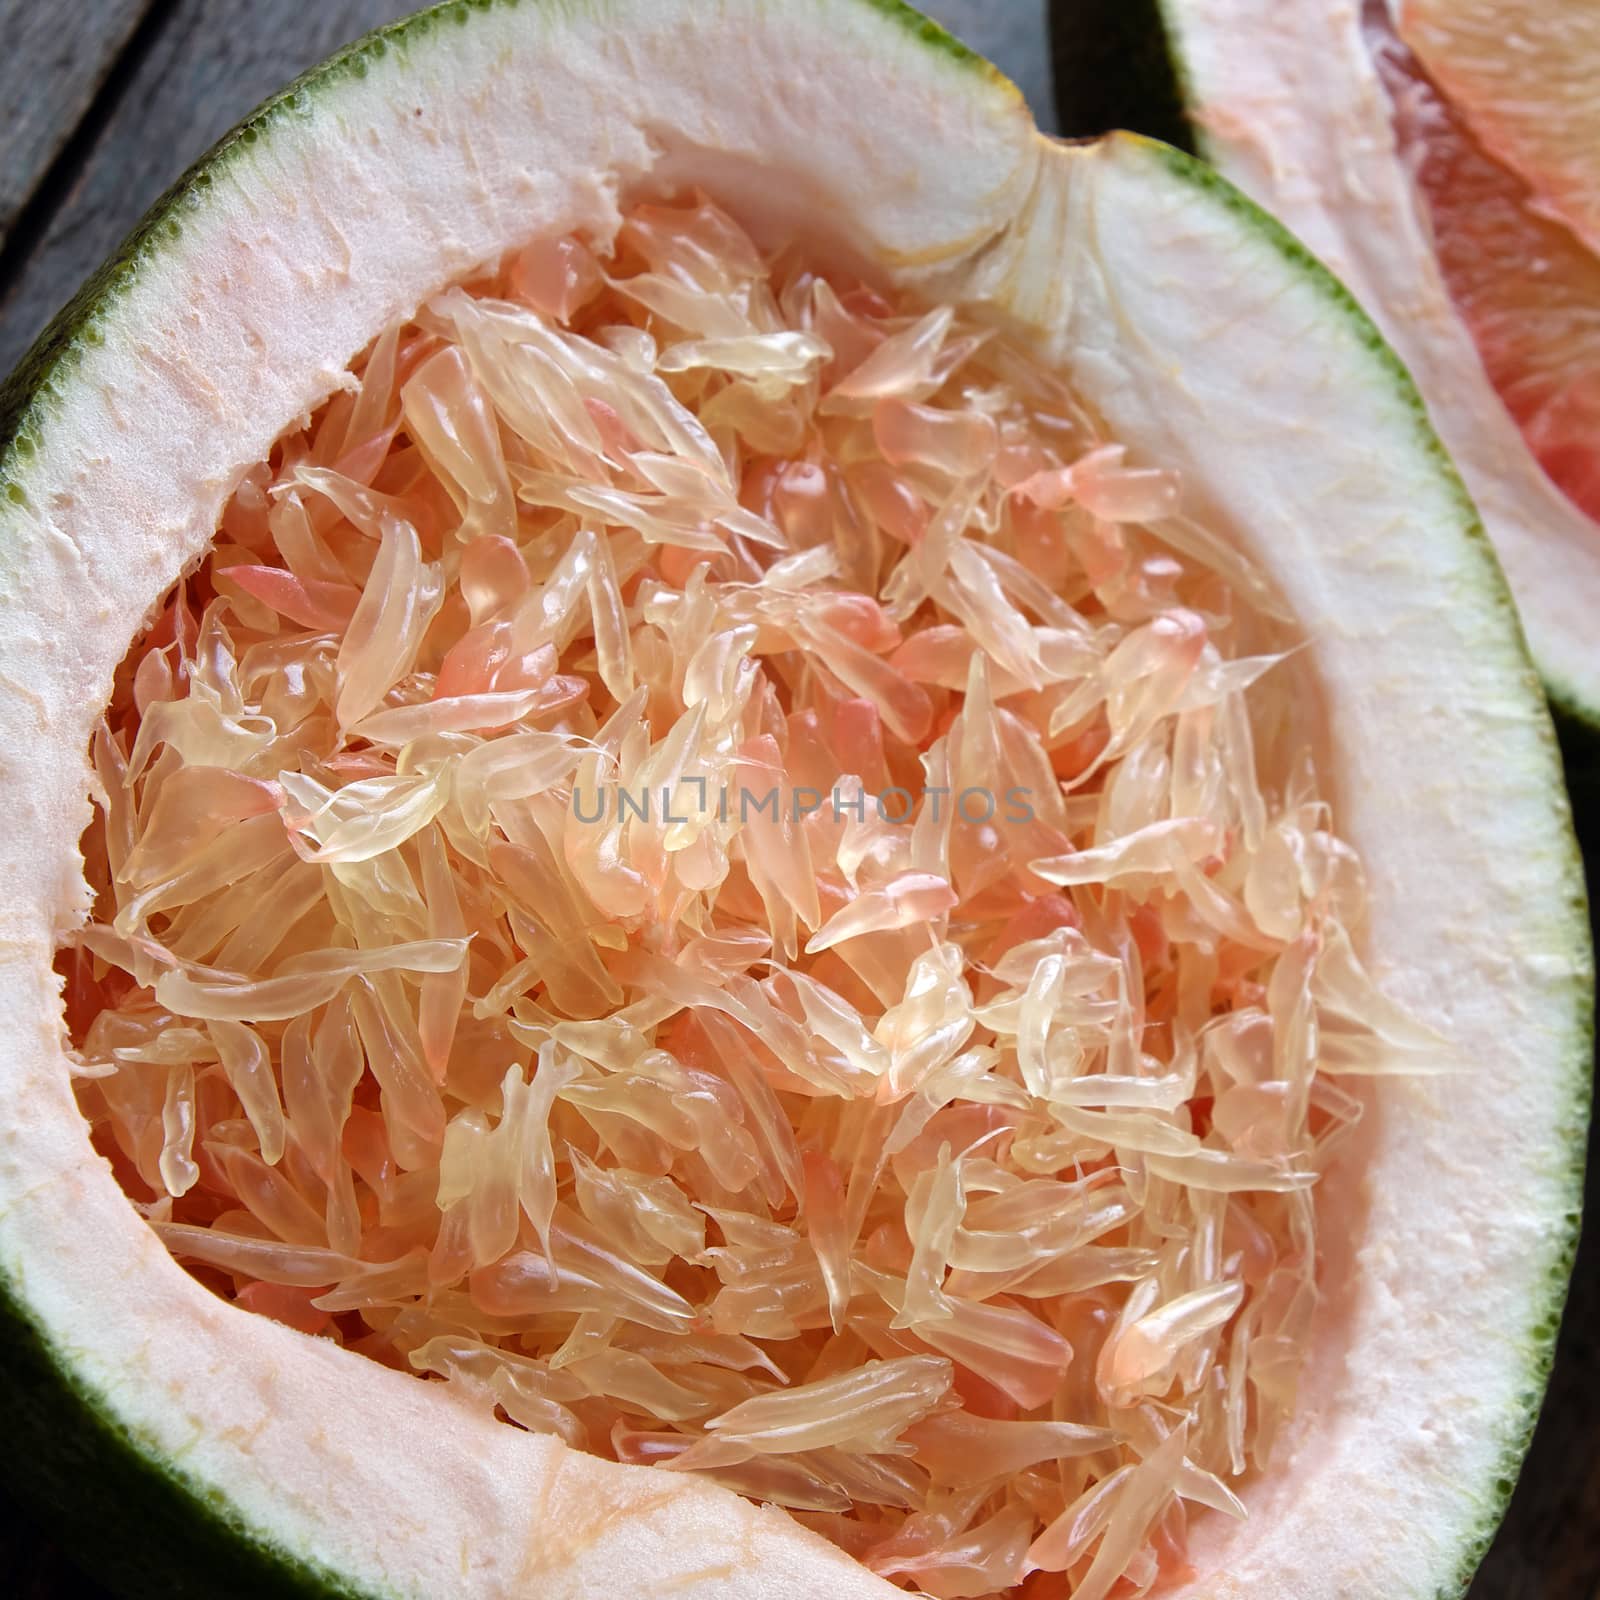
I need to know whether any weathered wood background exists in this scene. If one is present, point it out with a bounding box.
[0,2,1592,1596]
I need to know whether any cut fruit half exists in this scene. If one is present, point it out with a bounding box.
[0,3,1588,1599]
[1054,0,1600,728]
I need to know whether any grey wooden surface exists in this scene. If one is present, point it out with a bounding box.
[0,3,1591,1598]
[0,0,157,247]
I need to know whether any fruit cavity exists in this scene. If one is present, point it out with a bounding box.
[61,194,1417,1598]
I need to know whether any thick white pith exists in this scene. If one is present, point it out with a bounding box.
[1157,0,1600,725]
[0,2,1586,1598]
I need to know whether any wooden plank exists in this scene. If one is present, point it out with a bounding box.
[0,0,159,248]
[0,0,414,376]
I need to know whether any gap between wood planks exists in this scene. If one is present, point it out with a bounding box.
[0,0,165,244]
[0,1,433,379]
[0,0,178,329]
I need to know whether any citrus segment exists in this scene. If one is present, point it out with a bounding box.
[1371,7,1600,520]
[1401,0,1600,258]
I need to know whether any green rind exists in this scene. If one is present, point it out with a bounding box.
[858,0,995,78]
[1144,135,1594,1600]
[0,1273,378,1599]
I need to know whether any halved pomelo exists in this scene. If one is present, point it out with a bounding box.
[1054,0,1600,729]
[0,2,1588,1598]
